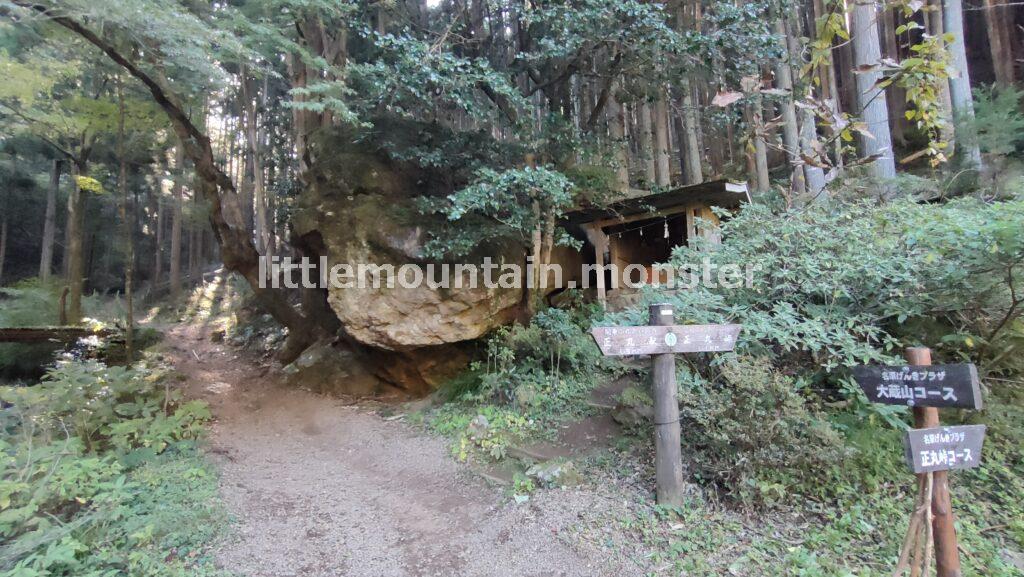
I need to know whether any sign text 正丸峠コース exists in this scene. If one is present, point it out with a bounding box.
[904,425,986,474]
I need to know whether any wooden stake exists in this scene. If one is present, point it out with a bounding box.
[905,347,962,577]
[650,303,685,506]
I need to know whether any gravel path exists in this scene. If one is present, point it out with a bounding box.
[164,323,645,577]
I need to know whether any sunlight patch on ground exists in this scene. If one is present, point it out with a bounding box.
[206,380,233,395]
[184,272,226,320]
[178,269,243,336]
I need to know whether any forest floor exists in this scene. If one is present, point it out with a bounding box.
[160,317,651,577]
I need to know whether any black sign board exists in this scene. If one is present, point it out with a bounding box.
[591,324,741,356]
[904,425,986,474]
[852,363,982,410]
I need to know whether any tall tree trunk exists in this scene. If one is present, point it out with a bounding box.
[927,0,957,148]
[0,204,6,286]
[169,146,183,301]
[240,148,254,241]
[984,0,1015,86]
[188,226,196,280]
[677,79,704,185]
[674,0,704,185]
[267,159,279,256]
[232,101,253,240]
[607,85,631,192]
[881,7,907,146]
[784,6,827,198]
[943,0,982,167]
[65,160,87,324]
[61,202,70,278]
[652,91,672,187]
[39,159,61,282]
[117,77,134,363]
[811,0,846,171]
[774,18,805,196]
[639,102,657,186]
[242,74,269,253]
[800,105,828,198]
[527,199,542,316]
[153,182,163,285]
[287,46,319,186]
[754,130,770,193]
[672,113,689,180]
[835,30,858,115]
[189,196,202,280]
[850,0,897,179]
[745,102,771,193]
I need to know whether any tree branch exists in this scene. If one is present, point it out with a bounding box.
[582,52,623,134]
[13,1,326,359]
[526,57,581,97]
[478,81,519,125]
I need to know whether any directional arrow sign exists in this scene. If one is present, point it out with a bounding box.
[590,324,741,356]
[852,363,982,410]
[905,425,986,474]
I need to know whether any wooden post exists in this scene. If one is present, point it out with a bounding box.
[584,225,609,309]
[650,303,685,506]
[905,346,962,577]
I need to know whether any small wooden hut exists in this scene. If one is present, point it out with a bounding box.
[563,180,749,307]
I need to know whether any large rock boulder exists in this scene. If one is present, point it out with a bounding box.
[292,151,523,352]
[288,128,587,394]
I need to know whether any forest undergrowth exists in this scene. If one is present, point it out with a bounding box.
[419,186,1024,575]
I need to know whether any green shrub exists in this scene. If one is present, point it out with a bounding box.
[630,197,1024,505]
[468,304,610,421]
[678,356,847,505]
[897,197,1024,375]
[427,301,616,460]
[428,404,535,462]
[0,279,69,327]
[0,359,220,576]
[641,197,1023,379]
[973,85,1024,157]
[1,360,210,454]
[487,306,604,378]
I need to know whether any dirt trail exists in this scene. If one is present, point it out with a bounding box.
[163,322,642,577]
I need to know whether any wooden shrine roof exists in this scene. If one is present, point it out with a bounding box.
[565,180,749,226]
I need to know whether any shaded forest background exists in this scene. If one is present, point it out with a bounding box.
[0,0,1021,349]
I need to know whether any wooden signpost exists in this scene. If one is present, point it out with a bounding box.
[853,347,985,577]
[852,363,982,410]
[591,304,740,506]
[905,424,986,474]
[591,323,741,356]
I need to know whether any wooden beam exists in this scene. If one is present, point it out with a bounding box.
[685,205,696,245]
[0,327,114,343]
[588,203,695,230]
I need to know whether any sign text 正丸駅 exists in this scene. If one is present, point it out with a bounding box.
[590,324,741,356]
